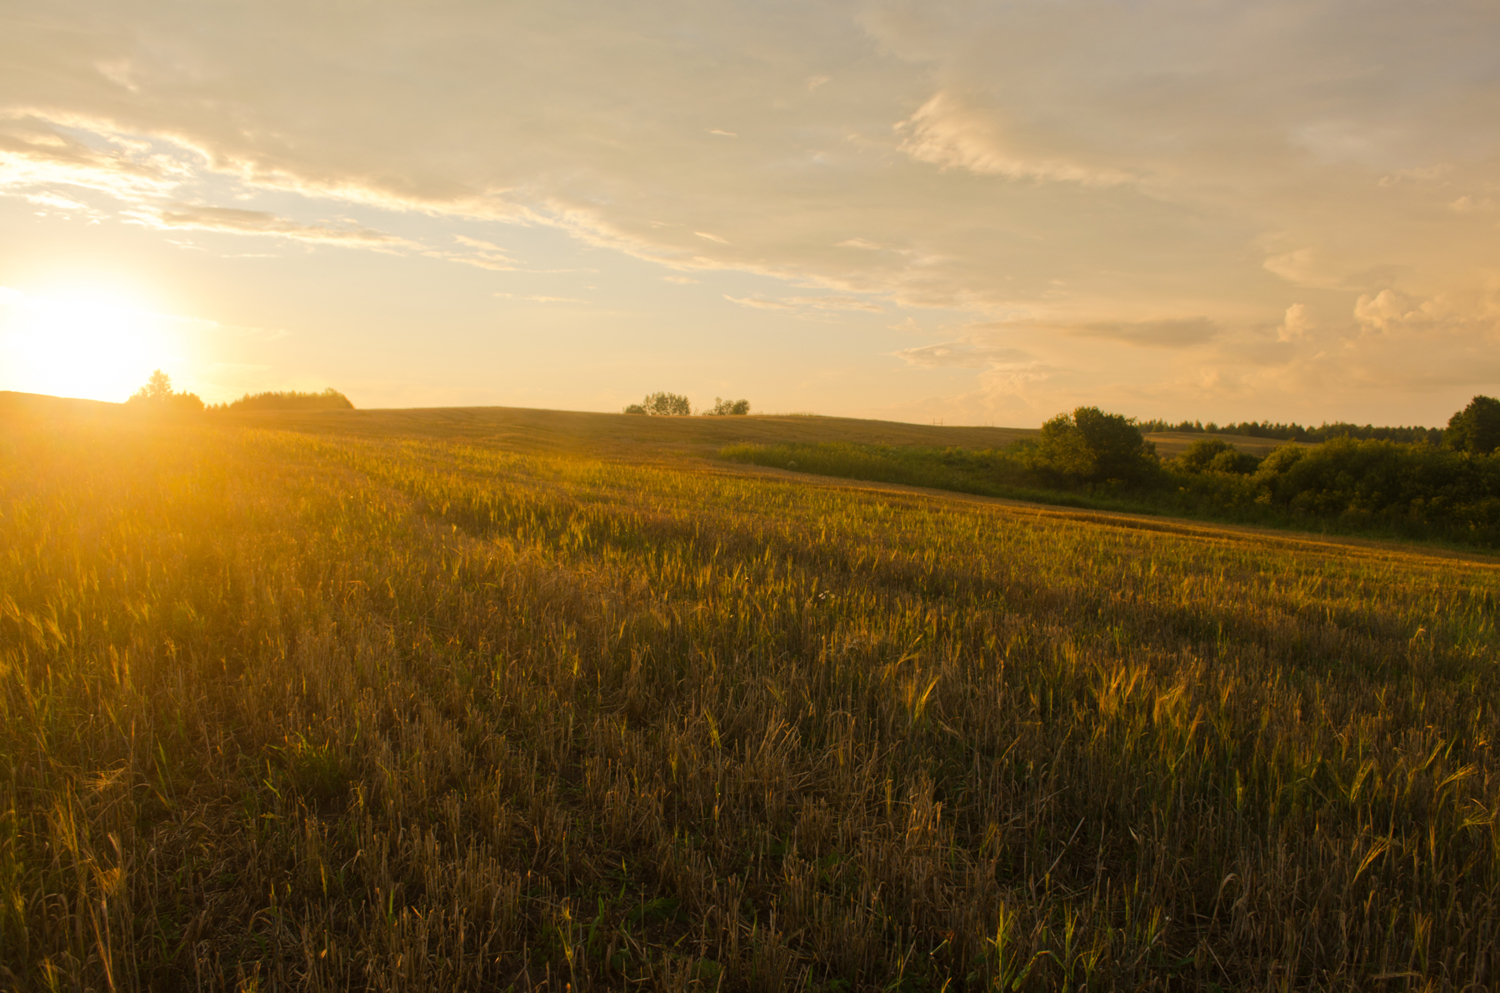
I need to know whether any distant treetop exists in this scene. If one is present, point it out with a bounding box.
[1445,395,1500,455]
[1136,416,1444,446]
[706,397,750,416]
[125,370,204,415]
[212,388,354,413]
[625,391,692,416]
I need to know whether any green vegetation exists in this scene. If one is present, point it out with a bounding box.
[3,401,1499,990]
[727,401,1500,549]
[211,387,354,413]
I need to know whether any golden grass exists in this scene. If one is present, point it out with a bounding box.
[2,405,1498,991]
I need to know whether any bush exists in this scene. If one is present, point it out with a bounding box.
[1028,407,1157,486]
[706,397,751,416]
[623,404,647,415]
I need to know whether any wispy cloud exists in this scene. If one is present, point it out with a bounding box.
[133,205,416,247]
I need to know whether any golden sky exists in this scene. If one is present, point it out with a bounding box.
[2,1,1498,426]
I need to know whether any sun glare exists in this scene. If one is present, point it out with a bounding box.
[0,287,189,402]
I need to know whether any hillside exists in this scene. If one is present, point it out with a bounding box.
[221,404,1039,455]
[1141,429,1300,457]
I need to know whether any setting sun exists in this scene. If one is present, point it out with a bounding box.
[0,286,187,401]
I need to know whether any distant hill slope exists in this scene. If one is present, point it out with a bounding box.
[1143,431,1304,457]
[2,391,1306,460]
[222,405,1040,456]
[0,390,121,420]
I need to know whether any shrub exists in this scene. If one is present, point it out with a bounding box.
[623,404,647,415]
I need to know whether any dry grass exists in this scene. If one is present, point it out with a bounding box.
[2,405,1498,991]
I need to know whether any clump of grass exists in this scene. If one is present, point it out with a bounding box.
[2,415,1498,990]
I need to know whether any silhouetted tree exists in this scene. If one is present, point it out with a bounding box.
[1445,395,1500,455]
[126,370,204,415]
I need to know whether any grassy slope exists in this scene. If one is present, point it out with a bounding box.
[2,401,1498,991]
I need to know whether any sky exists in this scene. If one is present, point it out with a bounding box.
[2,1,1499,427]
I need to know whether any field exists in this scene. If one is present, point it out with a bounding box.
[2,397,1499,991]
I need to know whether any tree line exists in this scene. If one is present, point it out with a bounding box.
[124,371,354,414]
[624,391,750,416]
[1136,416,1444,445]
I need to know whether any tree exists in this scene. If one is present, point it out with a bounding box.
[1031,406,1157,485]
[1445,395,1500,455]
[1175,437,1259,474]
[212,388,354,413]
[138,369,174,402]
[707,397,750,416]
[125,369,204,415]
[639,391,692,416]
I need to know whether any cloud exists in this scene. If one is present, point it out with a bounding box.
[895,91,1129,186]
[0,115,185,203]
[1276,303,1309,342]
[724,295,793,310]
[6,2,1500,421]
[725,293,884,314]
[1262,247,1353,290]
[135,205,415,247]
[892,339,1032,368]
[1064,317,1220,348]
[494,292,583,304]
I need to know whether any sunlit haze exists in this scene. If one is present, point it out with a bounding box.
[3,1,1499,425]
